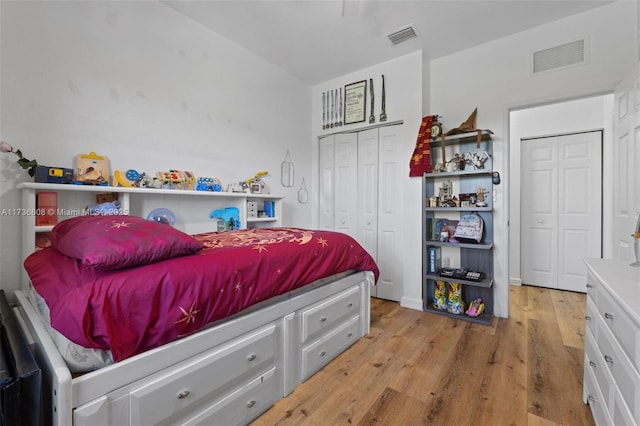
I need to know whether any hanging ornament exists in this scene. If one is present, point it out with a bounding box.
[298,178,309,204]
[281,150,294,187]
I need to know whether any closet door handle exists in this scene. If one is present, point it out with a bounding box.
[604,312,614,320]
[604,355,614,364]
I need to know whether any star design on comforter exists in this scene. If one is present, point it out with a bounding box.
[175,301,200,326]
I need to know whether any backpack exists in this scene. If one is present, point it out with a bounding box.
[454,213,484,243]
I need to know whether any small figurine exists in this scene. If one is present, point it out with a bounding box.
[475,187,488,207]
[464,151,491,169]
[86,200,121,215]
[466,298,485,317]
[447,153,466,171]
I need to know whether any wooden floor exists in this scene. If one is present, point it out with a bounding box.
[252,285,594,426]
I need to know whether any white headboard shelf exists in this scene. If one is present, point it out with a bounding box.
[18,182,284,289]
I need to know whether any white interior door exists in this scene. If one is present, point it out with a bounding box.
[318,136,335,231]
[333,132,358,239]
[375,125,403,302]
[357,128,379,261]
[521,131,602,292]
[613,66,640,262]
[521,136,558,287]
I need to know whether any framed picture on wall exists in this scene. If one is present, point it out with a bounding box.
[344,80,367,125]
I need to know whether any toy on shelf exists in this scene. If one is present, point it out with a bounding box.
[245,171,269,194]
[155,170,195,190]
[446,282,465,315]
[196,177,223,192]
[86,201,121,216]
[146,208,176,226]
[113,169,163,189]
[432,280,447,311]
[466,298,485,317]
[76,152,110,185]
[210,207,240,230]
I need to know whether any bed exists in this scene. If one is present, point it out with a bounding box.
[13,215,379,425]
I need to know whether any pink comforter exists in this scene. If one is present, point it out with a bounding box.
[24,228,378,362]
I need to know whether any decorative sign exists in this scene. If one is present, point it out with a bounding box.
[344,80,367,125]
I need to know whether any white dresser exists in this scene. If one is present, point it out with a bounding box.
[583,258,640,426]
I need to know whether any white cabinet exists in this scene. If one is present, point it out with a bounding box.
[18,183,283,287]
[318,123,404,301]
[583,258,640,426]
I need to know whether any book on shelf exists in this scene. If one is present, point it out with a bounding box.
[263,200,275,218]
[427,246,441,274]
[432,218,448,241]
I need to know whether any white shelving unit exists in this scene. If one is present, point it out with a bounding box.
[18,182,283,286]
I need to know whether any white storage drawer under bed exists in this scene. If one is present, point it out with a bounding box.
[75,323,278,425]
[301,285,361,343]
[301,315,360,381]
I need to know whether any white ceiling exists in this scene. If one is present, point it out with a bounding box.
[164,0,615,85]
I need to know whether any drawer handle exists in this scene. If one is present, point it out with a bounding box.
[347,302,353,308]
[604,312,614,320]
[319,350,326,357]
[588,395,597,403]
[247,354,257,362]
[585,315,591,321]
[586,284,593,289]
[604,355,614,364]
[177,390,191,400]
[320,316,327,322]
[589,361,597,367]
[347,332,353,338]
[247,400,256,408]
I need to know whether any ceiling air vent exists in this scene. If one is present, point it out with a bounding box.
[387,25,418,46]
[533,39,585,74]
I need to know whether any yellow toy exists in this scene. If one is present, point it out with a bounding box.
[245,171,269,193]
[433,280,447,311]
[466,298,485,317]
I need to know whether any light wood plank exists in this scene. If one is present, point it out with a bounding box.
[253,285,595,426]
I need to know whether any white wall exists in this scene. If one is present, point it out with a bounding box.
[311,50,424,310]
[0,1,312,296]
[509,95,615,285]
[431,0,637,317]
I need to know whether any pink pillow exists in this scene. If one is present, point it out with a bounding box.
[51,215,203,270]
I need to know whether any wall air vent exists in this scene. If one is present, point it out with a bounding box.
[533,39,585,74]
[387,25,418,46]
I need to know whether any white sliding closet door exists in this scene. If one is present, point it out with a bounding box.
[375,125,403,301]
[318,125,403,302]
[521,131,602,292]
[357,129,379,260]
[333,133,358,239]
[318,135,335,231]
